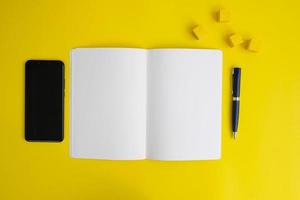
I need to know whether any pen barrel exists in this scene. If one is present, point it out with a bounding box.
[232,68,241,97]
[232,100,240,133]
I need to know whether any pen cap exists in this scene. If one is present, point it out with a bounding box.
[232,68,241,97]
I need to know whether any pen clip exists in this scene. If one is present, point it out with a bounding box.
[231,68,234,95]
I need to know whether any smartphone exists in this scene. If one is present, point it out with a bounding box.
[25,60,64,142]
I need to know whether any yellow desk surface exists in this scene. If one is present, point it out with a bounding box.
[1,0,300,199]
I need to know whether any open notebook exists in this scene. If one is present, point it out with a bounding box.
[71,48,222,160]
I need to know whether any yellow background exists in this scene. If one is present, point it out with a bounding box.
[0,0,300,199]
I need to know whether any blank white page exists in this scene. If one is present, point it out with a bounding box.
[71,48,147,160]
[147,49,222,160]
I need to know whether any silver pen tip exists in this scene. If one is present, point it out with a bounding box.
[233,132,237,139]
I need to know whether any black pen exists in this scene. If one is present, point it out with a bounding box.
[232,67,241,139]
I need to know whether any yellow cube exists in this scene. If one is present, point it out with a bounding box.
[192,25,206,40]
[228,33,244,47]
[217,9,230,22]
[247,38,260,52]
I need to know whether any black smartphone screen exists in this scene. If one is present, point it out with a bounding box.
[25,60,64,142]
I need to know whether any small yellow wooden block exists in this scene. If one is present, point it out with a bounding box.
[229,34,244,47]
[192,25,205,40]
[247,38,260,52]
[217,9,230,22]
